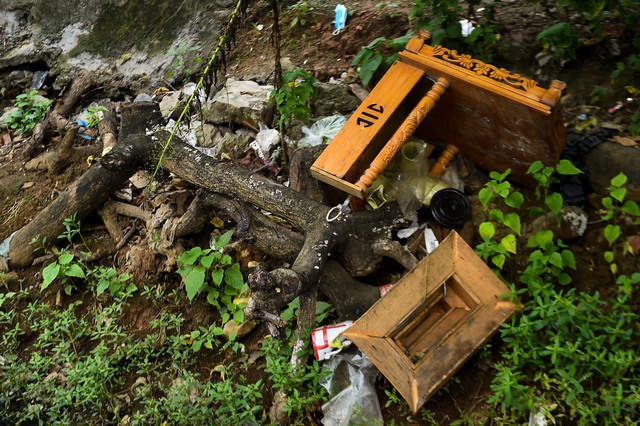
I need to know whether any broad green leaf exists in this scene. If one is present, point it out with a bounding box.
[224,264,244,290]
[479,222,495,240]
[65,264,85,279]
[185,265,206,300]
[316,301,332,315]
[601,197,613,209]
[359,53,383,86]
[234,310,245,324]
[549,252,563,268]
[489,209,504,223]
[42,263,60,290]
[221,254,233,265]
[610,188,626,203]
[529,207,546,218]
[58,253,74,265]
[622,200,640,216]
[501,234,517,254]
[478,188,494,208]
[126,283,137,293]
[212,269,224,286]
[558,273,572,285]
[503,213,521,235]
[556,159,582,175]
[604,224,620,246]
[204,341,213,349]
[494,182,511,198]
[207,289,220,306]
[192,339,202,352]
[214,229,235,251]
[561,250,576,270]
[611,172,627,187]
[179,247,202,265]
[96,280,109,296]
[545,193,563,215]
[604,251,614,263]
[534,230,554,247]
[505,192,524,209]
[492,254,505,269]
[610,263,618,274]
[201,253,215,268]
[527,161,544,175]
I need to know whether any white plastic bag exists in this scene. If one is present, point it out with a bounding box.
[255,123,280,154]
[298,115,347,147]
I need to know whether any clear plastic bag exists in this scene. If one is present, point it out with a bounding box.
[298,115,347,147]
[320,348,383,426]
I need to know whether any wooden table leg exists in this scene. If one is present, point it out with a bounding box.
[354,77,450,197]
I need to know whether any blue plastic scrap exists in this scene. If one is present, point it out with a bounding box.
[333,4,347,35]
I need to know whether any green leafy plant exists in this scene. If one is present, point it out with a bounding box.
[409,0,499,61]
[165,43,202,81]
[176,229,248,324]
[600,172,640,274]
[526,159,582,222]
[536,21,581,61]
[86,105,108,128]
[589,86,608,104]
[272,67,319,128]
[475,169,523,271]
[351,32,413,86]
[482,166,640,423]
[287,1,315,27]
[3,90,52,135]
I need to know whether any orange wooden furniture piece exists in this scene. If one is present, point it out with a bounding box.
[343,231,518,413]
[311,30,567,199]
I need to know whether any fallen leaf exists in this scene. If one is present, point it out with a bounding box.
[21,182,34,189]
[610,136,639,147]
[627,235,640,254]
[625,86,640,97]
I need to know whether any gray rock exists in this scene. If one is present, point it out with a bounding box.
[585,142,640,202]
[216,132,252,158]
[203,79,275,127]
[0,1,233,94]
[314,82,360,117]
[195,123,220,148]
[159,91,183,119]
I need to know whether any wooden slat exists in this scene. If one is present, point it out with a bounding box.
[311,61,425,191]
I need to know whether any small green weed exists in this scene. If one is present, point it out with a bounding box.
[475,168,523,271]
[600,172,640,275]
[165,43,202,82]
[272,67,318,129]
[3,90,52,135]
[260,297,332,422]
[86,105,108,128]
[176,229,248,324]
[287,1,315,27]
[483,167,640,424]
[351,32,414,86]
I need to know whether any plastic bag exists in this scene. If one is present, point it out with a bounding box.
[255,123,280,154]
[298,115,347,147]
[320,348,383,426]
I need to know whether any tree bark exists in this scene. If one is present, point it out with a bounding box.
[5,102,414,338]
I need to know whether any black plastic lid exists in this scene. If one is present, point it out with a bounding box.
[430,188,471,229]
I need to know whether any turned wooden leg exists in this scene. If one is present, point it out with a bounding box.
[354,77,450,197]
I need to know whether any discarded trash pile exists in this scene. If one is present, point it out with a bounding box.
[2,28,640,425]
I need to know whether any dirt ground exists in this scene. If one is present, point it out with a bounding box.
[1,0,640,424]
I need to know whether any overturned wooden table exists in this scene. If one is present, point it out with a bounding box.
[311,30,567,200]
